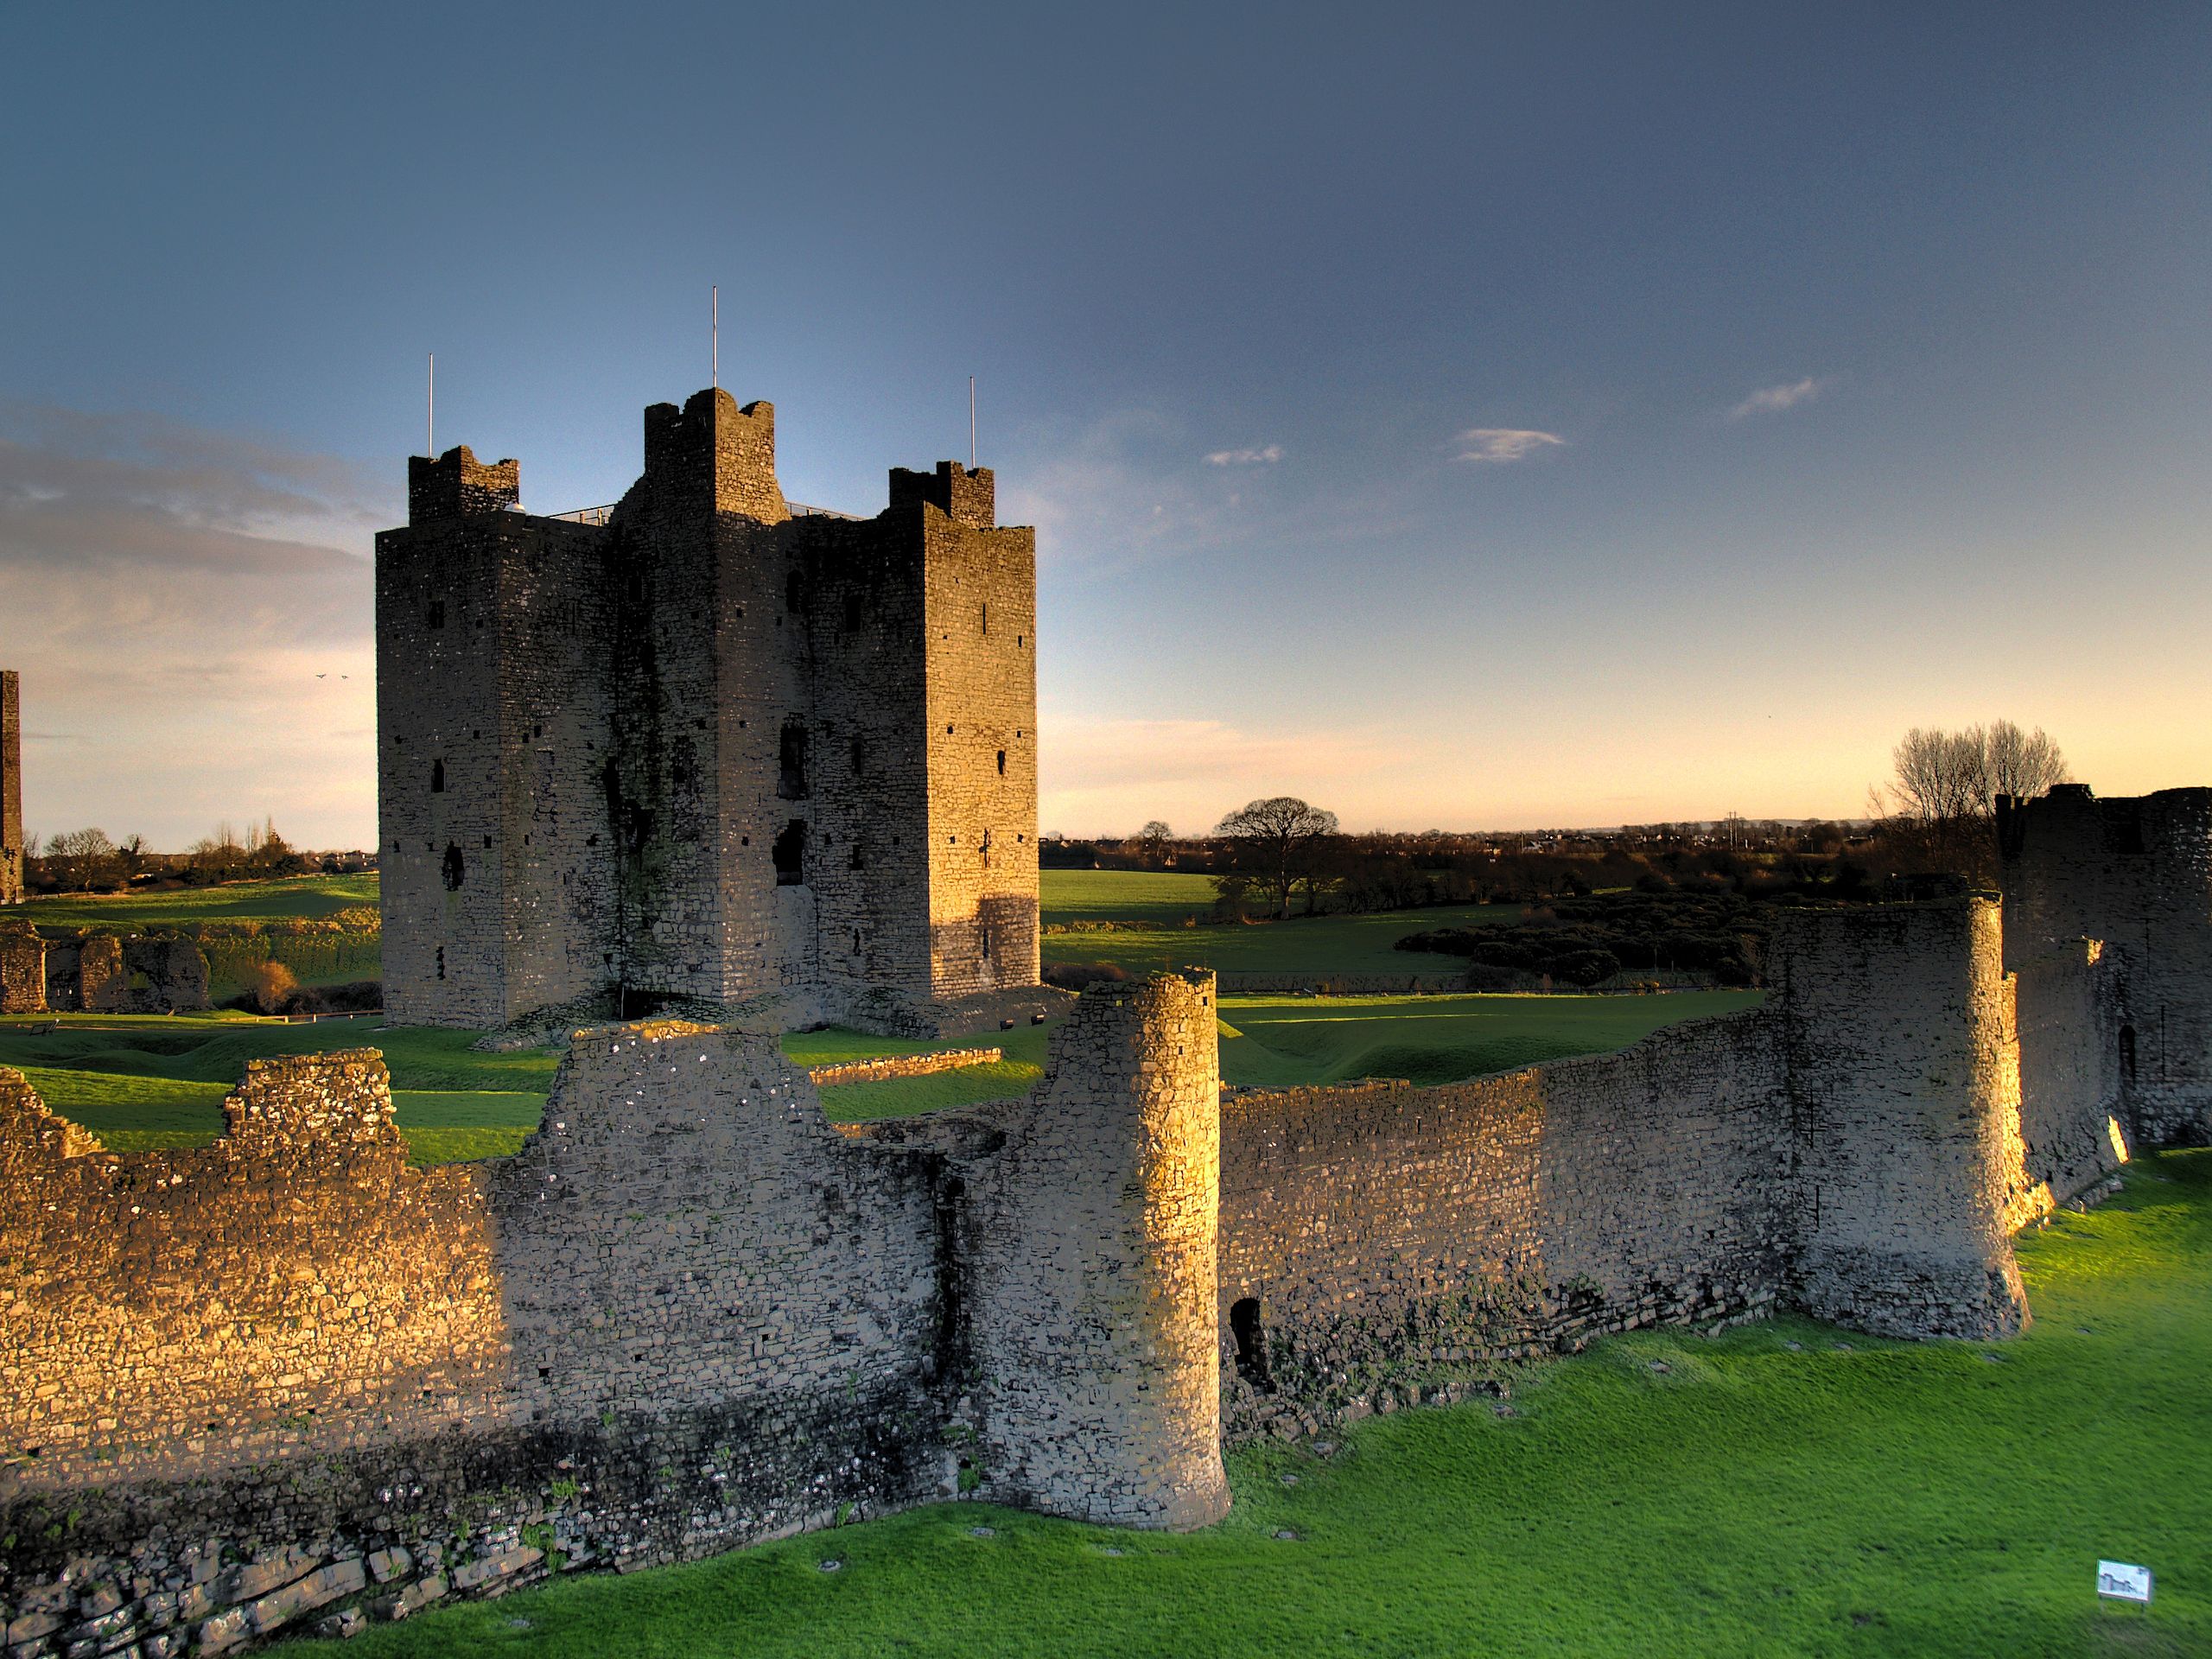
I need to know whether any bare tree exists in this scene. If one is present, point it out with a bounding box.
[43,827,122,893]
[1214,796,1339,919]
[1136,820,1173,864]
[1986,720,2069,805]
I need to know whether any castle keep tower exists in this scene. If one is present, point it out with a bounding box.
[1,671,22,906]
[1999,783,2212,1144]
[375,390,1039,1027]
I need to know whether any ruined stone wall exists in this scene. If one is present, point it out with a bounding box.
[806,1046,1001,1086]
[961,971,1230,1528]
[1999,784,2212,1144]
[2008,942,2130,1218]
[1216,900,2055,1436]
[0,925,41,1011]
[921,492,1039,997]
[0,1027,969,1644]
[0,669,22,906]
[1217,1011,1790,1437]
[1771,900,2030,1339]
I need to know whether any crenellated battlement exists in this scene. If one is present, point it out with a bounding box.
[640,387,789,523]
[889,459,995,527]
[406,444,520,523]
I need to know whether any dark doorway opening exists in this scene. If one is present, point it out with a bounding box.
[430,758,445,793]
[441,843,465,890]
[1230,1297,1271,1390]
[773,820,807,886]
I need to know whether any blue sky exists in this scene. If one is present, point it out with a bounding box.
[2,2,2207,845]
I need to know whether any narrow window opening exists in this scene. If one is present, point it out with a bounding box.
[996,749,1006,776]
[773,820,807,886]
[849,843,865,870]
[2120,1026,2138,1085]
[430,759,445,793]
[851,930,862,955]
[441,844,465,891]
[981,925,991,962]
[435,945,446,980]
[850,734,867,775]
[1230,1298,1271,1390]
[981,601,988,634]
[779,719,810,799]
[844,592,863,632]
[427,600,445,630]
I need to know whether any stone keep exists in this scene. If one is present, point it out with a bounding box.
[1999,783,2212,1144]
[1,670,22,906]
[376,390,1039,1027]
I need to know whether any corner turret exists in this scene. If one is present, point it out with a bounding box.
[641,388,789,523]
[407,446,520,523]
[890,460,995,527]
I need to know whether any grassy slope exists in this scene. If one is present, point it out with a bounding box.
[16,874,379,927]
[1043,867,1514,981]
[1217,989,1763,1088]
[0,1014,557,1164]
[301,1150,2211,1659]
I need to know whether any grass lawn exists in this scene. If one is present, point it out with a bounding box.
[1217,989,1763,1088]
[0,1014,557,1165]
[15,874,378,929]
[1043,901,1519,982]
[296,1149,2212,1658]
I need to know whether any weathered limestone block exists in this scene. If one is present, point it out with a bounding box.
[0,922,44,1011]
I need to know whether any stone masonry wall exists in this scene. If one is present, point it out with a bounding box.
[959,970,1230,1528]
[1774,900,2031,1339]
[806,1046,1001,1087]
[380,389,1040,1031]
[1,669,22,906]
[1999,784,2212,1145]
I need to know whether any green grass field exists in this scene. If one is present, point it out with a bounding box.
[293,1149,2210,1658]
[18,869,1517,991]
[16,874,378,928]
[0,1014,557,1163]
[1217,990,1762,1088]
[2,986,1762,1145]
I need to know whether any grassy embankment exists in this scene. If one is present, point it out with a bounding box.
[16,874,381,1001]
[293,1149,2211,1658]
[5,870,1751,1152]
[1040,868,1516,980]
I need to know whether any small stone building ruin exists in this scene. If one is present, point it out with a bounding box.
[375,390,1039,1031]
[3,789,2205,1649]
[0,925,209,1015]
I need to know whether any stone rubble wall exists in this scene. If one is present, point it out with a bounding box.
[806,1046,1002,1087]
[3,884,2201,1650]
[957,971,1230,1529]
[0,670,21,907]
[0,930,210,1014]
[1999,784,2212,1145]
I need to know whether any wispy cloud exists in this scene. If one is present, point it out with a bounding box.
[0,403,388,848]
[1001,410,1256,576]
[1453,427,1565,464]
[1203,443,1282,467]
[1729,377,1825,420]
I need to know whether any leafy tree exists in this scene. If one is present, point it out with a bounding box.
[1213,796,1339,920]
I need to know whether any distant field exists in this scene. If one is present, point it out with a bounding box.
[1040,868,1513,981]
[16,874,378,928]
[0,1014,556,1164]
[15,870,1516,993]
[1217,990,1763,1089]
